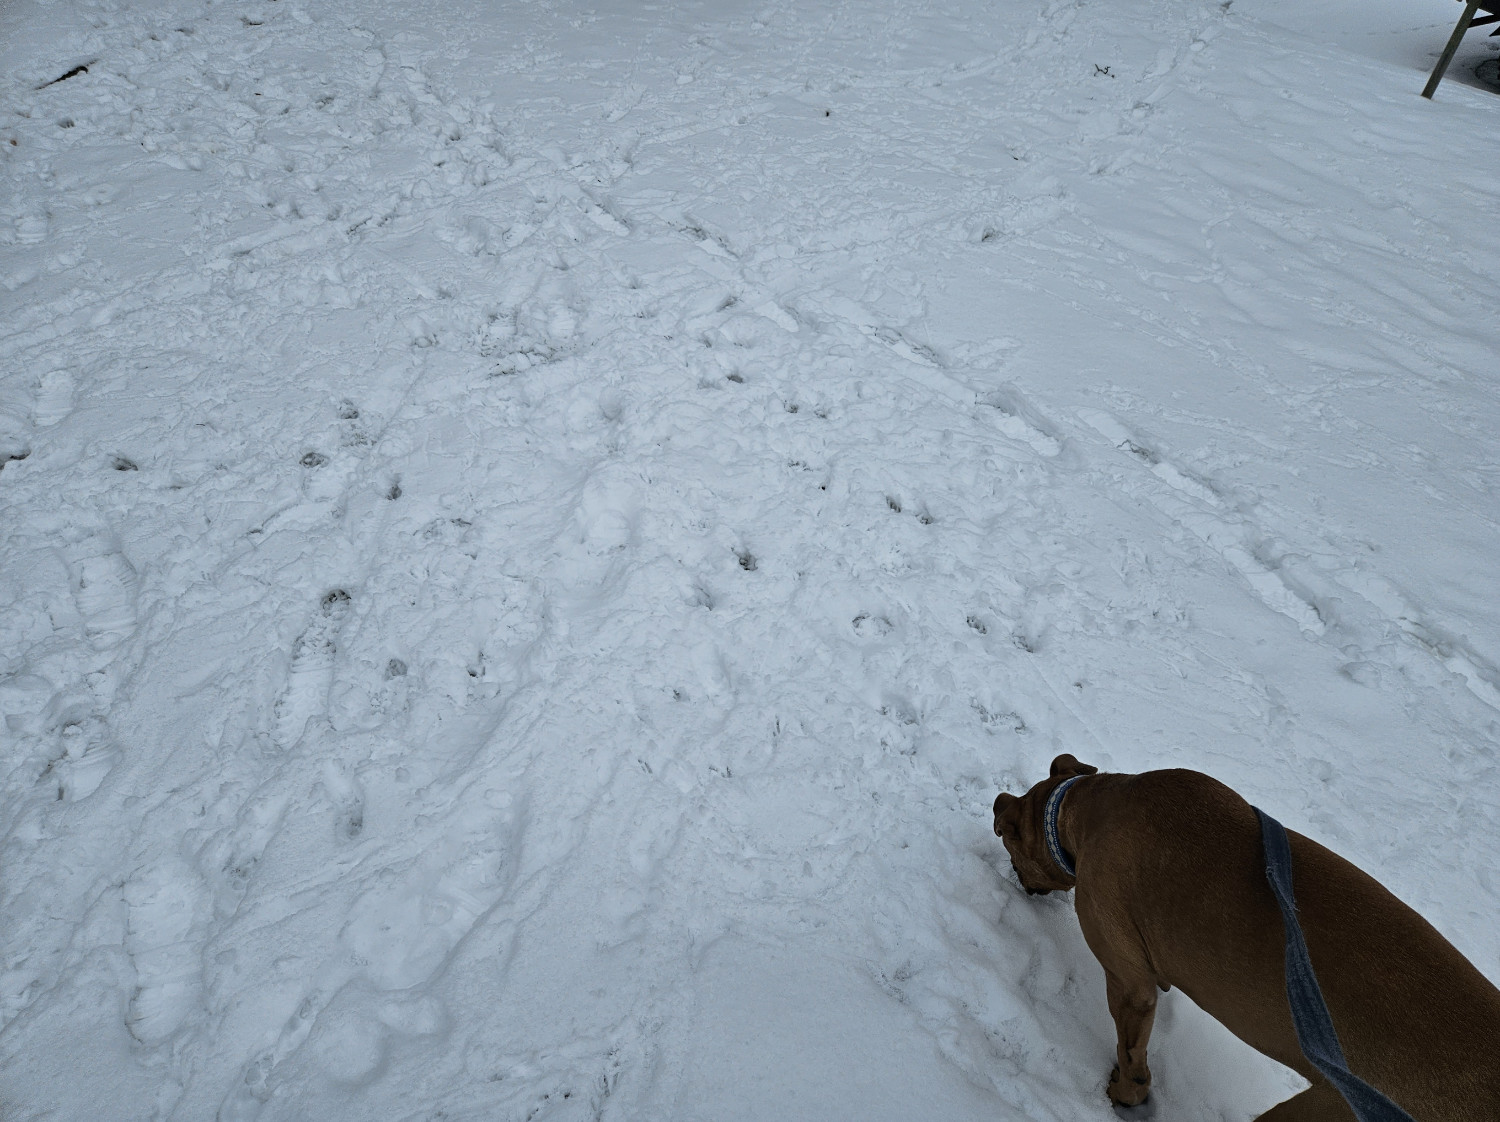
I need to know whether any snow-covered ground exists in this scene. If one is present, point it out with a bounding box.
[2,0,1498,1118]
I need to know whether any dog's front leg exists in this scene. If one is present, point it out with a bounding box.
[1104,968,1158,1107]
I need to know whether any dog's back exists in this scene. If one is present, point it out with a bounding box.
[1082,769,1500,1120]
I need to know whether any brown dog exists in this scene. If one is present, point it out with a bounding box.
[992,755,1500,1120]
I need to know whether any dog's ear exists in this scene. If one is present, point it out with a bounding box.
[993,791,1019,837]
[1049,753,1099,779]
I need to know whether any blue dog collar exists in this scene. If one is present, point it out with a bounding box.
[1044,775,1085,878]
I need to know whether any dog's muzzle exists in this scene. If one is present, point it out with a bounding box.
[1012,860,1051,896]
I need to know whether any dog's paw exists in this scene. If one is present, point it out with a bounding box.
[1107,1064,1151,1108]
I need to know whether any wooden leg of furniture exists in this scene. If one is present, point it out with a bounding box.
[1423,0,1484,99]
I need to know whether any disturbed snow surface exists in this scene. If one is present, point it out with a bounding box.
[2,0,1498,1118]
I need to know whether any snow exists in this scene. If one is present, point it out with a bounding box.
[1,0,1497,1118]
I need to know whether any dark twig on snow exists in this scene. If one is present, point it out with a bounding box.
[36,62,94,89]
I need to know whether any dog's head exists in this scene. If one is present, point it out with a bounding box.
[992,753,1098,895]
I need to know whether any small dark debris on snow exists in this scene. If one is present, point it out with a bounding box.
[300,451,328,468]
[736,547,757,572]
[112,456,139,471]
[37,62,93,90]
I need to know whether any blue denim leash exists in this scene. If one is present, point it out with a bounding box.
[1253,807,1416,1122]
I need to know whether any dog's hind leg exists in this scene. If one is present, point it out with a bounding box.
[1104,967,1158,1108]
[1254,1081,1355,1121]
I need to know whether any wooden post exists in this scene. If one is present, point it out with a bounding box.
[1423,0,1483,99]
